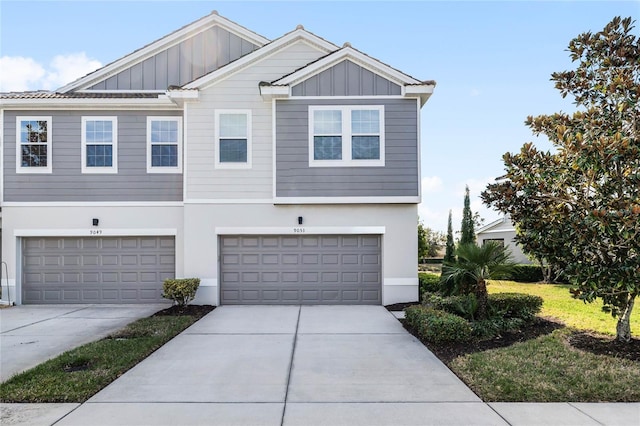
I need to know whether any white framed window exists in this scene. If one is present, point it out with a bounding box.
[215,110,252,169]
[81,117,117,174]
[146,117,182,173]
[308,105,384,167]
[16,116,52,174]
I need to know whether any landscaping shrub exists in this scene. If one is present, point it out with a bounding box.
[424,293,478,321]
[471,317,526,340]
[162,278,200,306]
[488,292,543,321]
[418,273,441,300]
[404,305,472,344]
[510,264,543,283]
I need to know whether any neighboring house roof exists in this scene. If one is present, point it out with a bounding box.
[476,216,515,235]
[0,91,162,99]
[56,11,270,93]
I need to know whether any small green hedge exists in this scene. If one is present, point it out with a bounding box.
[162,278,200,306]
[488,292,543,321]
[405,305,472,344]
[424,293,478,321]
[510,264,543,282]
[418,273,441,300]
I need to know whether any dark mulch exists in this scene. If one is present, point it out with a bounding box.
[406,317,565,364]
[568,331,640,362]
[152,304,215,319]
[385,302,420,311]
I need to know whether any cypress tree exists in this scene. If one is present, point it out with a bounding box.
[444,210,455,263]
[460,185,476,245]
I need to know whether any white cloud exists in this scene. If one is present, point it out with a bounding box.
[0,53,101,92]
[43,53,102,89]
[0,56,46,92]
[421,176,443,193]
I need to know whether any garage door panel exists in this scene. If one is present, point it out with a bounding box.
[22,237,174,304]
[220,235,381,305]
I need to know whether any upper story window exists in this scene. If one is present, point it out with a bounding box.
[16,116,52,174]
[309,106,384,167]
[215,110,251,169]
[147,117,182,173]
[81,117,117,174]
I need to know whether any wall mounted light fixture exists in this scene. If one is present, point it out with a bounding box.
[92,218,99,227]
[298,216,303,225]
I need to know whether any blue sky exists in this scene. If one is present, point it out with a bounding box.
[1,1,638,233]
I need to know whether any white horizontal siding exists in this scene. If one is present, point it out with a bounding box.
[186,42,326,200]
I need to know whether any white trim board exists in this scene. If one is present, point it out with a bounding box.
[273,196,420,204]
[2,202,184,207]
[215,226,385,235]
[385,278,419,286]
[14,228,178,237]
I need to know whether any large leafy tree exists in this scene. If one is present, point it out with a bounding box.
[482,17,639,342]
[418,221,445,260]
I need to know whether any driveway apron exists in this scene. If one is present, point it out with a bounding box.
[57,305,507,425]
[0,304,167,382]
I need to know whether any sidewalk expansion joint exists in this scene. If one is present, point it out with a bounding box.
[280,305,301,426]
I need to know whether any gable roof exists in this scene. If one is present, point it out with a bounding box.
[261,45,435,105]
[476,216,515,234]
[182,26,338,90]
[57,11,270,93]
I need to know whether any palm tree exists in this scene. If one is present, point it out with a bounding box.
[440,242,516,320]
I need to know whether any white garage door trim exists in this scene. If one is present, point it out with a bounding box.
[215,226,385,235]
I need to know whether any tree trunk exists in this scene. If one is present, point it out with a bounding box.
[616,293,636,343]
[476,279,488,320]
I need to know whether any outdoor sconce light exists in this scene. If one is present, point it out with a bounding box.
[298,216,303,225]
[92,218,99,227]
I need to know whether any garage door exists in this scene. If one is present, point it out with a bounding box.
[22,236,175,304]
[220,235,381,305]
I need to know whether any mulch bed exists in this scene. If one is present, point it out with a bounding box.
[152,304,215,319]
[386,303,640,364]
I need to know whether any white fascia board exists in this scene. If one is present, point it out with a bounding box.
[273,47,422,87]
[478,228,516,235]
[215,226,386,235]
[184,29,336,90]
[15,228,178,237]
[273,196,420,204]
[57,12,270,93]
[0,98,179,110]
[404,84,435,106]
[3,201,183,207]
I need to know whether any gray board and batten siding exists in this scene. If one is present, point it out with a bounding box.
[86,26,259,90]
[3,110,183,202]
[275,98,418,198]
[220,234,382,305]
[291,60,402,97]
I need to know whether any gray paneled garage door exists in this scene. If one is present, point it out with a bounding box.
[220,235,381,305]
[22,236,175,304]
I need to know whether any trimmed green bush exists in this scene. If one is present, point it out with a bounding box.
[162,278,200,306]
[471,317,526,339]
[404,305,472,344]
[418,273,441,300]
[510,264,543,282]
[488,292,543,321]
[424,293,478,321]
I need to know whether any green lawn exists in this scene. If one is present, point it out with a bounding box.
[443,280,640,402]
[487,280,640,336]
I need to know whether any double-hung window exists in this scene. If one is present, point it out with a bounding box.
[215,110,251,168]
[82,117,117,173]
[309,106,384,167]
[16,116,52,173]
[147,117,182,173]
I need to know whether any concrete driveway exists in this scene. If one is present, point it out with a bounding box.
[0,304,168,382]
[52,305,506,425]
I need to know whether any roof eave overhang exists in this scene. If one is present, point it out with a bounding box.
[166,89,199,107]
[258,85,289,102]
[0,96,179,109]
[404,84,436,106]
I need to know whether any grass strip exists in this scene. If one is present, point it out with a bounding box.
[0,314,198,403]
[450,328,640,402]
[488,281,640,336]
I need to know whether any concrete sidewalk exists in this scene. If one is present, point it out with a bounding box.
[0,304,168,382]
[2,306,639,425]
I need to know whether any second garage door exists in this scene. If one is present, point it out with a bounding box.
[220,234,381,305]
[22,236,175,304]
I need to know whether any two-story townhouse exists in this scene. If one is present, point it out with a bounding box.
[0,11,434,306]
